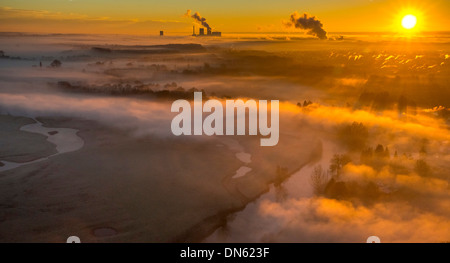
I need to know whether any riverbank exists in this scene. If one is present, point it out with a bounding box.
[0,114,320,242]
[0,115,57,163]
[204,139,336,242]
[0,116,83,172]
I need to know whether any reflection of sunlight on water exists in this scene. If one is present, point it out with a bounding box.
[0,119,84,172]
[235,152,251,163]
[232,166,252,179]
[205,139,338,242]
[21,121,84,154]
[219,138,253,179]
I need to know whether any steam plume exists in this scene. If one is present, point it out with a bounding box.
[185,9,211,30]
[285,12,327,40]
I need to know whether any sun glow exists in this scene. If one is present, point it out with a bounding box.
[393,4,427,34]
[402,15,417,29]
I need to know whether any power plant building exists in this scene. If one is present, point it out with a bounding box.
[192,26,221,37]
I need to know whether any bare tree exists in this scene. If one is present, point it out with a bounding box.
[50,59,62,68]
[337,122,369,151]
[329,154,351,179]
[310,165,328,195]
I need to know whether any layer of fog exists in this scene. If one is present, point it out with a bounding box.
[0,33,449,242]
[206,103,450,242]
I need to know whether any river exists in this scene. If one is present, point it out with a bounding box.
[0,119,84,172]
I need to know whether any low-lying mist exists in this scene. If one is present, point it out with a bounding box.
[0,33,449,242]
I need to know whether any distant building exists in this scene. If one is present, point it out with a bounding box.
[192,27,221,37]
[160,31,164,36]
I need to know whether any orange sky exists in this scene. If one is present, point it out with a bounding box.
[0,0,449,34]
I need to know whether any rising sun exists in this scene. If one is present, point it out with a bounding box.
[402,14,417,29]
